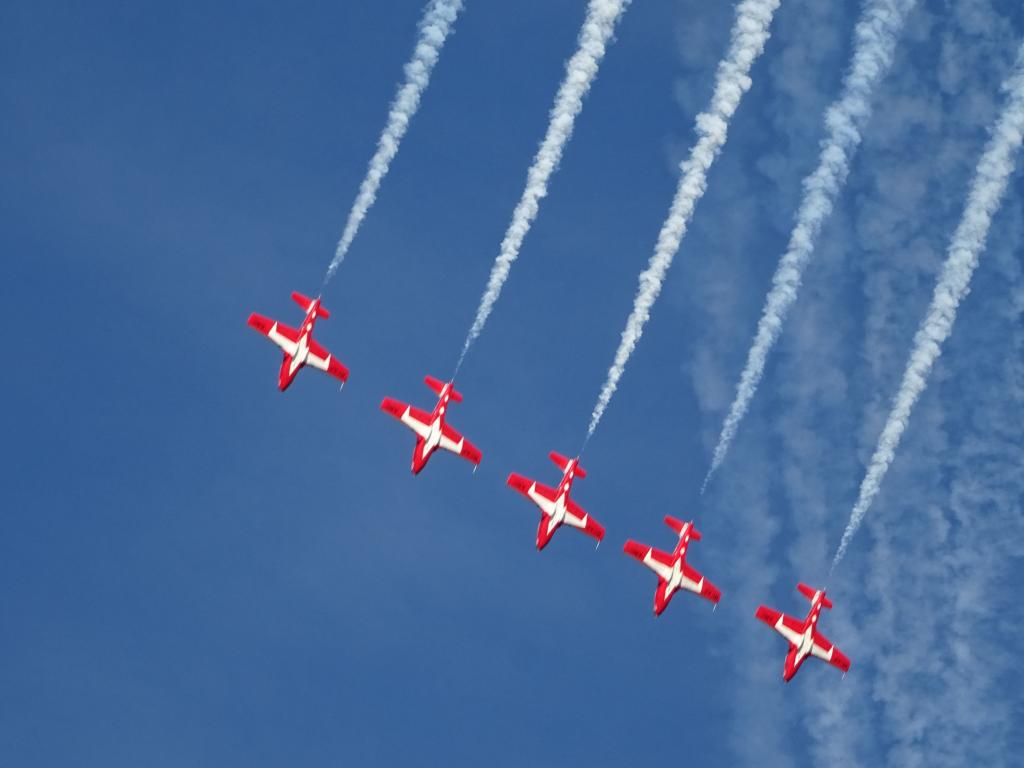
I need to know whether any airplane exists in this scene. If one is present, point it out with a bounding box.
[623,516,721,615]
[380,376,482,474]
[755,583,851,682]
[507,452,605,550]
[247,291,349,391]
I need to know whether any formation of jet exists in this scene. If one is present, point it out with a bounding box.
[756,584,851,682]
[507,452,605,550]
[624,516,721,615]
[246,292,852,683]
[248,292,349,391]
[381,376,482,474]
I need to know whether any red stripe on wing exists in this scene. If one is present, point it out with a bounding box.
[440,422,482,465]
[308,339,349,382]
[813,630,851,673]
[682,562,721,603]
[567,499,604,542]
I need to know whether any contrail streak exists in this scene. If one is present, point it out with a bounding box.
[323,0,464,286]
[455,0,631,372]
[832,43,1024,569]
[702,0,916,492]
[585,0,780,439]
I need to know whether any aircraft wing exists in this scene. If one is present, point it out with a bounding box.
[811,630,851,673]
[756,606,804,647]
[681,562,722,603]
[565,498,605,543]
[623,541,673,581]
[381,398,433,440]
[306,339,349,383]
[248,313,299,357]
[507,474,558,516]
[439,422,482,466]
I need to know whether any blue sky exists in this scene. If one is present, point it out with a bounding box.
[2,1,1022,765]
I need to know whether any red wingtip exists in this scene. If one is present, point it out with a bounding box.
[623,540,647,560]
[247,312,272,334]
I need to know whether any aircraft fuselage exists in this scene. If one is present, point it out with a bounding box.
[412,383,453,474]
[278,305,319,390]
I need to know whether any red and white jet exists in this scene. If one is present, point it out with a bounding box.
[380,376,482,474]
[507,452,605,550]
[755,583,851,682]
[623,516,721,615]
[247,291,349,391]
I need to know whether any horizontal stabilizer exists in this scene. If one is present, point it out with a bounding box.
[425,375,462,402]
[291,291,329,318]
[664,515,700,540]
[549,451,585,477]
[797,583,832,608]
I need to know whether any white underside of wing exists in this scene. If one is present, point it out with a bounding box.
[439,433,464,456]
[267,323,298,357]
[810,639,834,662]
[307,350,331,371]
[680,574,705,594]
[400,407,431,440]
[774,618,803,647]
[526,484,556,516]
[563,511,587,530]
[642,550,672,581]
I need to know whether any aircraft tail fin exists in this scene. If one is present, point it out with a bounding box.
[549,451,585,478]
[797,583,831,608]
[291,291,328,318]
[425,375,461,402]
[664,515,700,540]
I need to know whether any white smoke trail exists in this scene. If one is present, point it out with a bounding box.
[702,0,916,491]
[585,0,780,439]
[455,0,631,371]
[323,0,464,285]
[832,43,1024,569]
